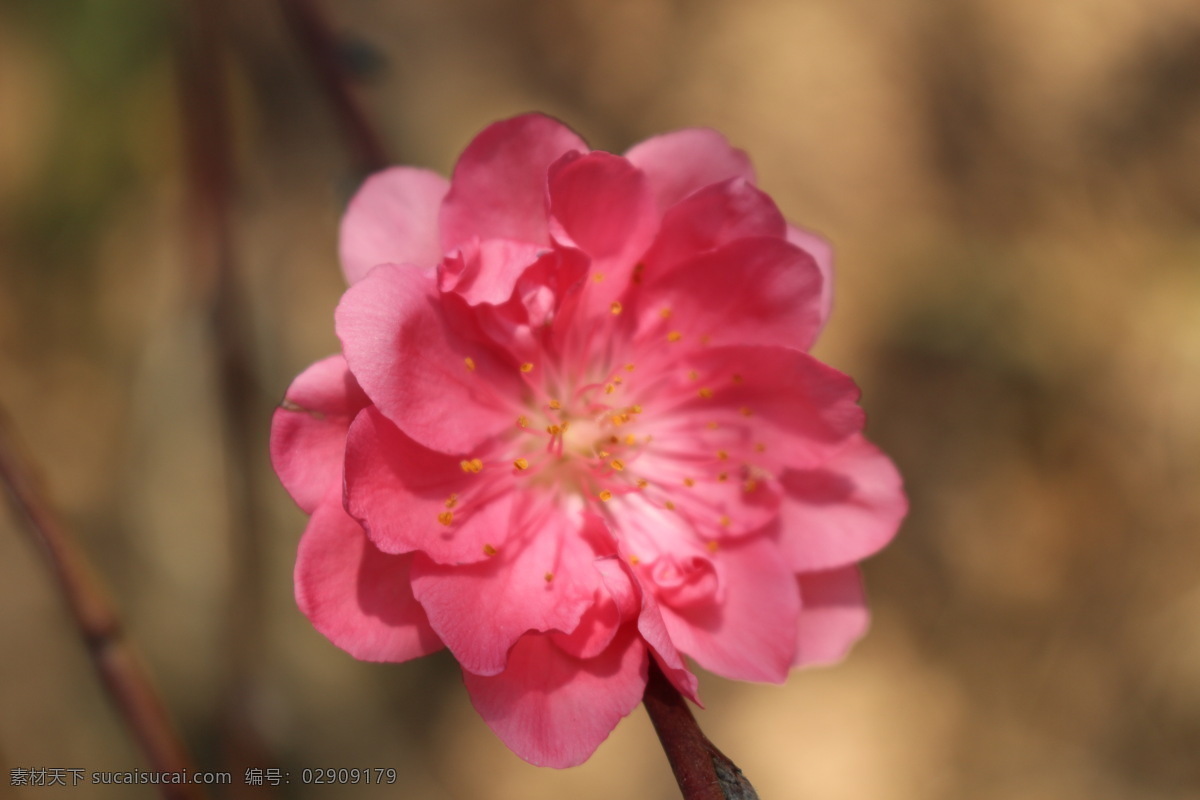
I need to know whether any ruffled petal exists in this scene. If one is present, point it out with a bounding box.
[635,237,824,353]
[440,113,588,251]
[437,237,545,307]
[786,224,834,332]
[793,566,870,667]
[335,264,525,453]
[547,150,658,312]
[624,128,755,212]
[339,167,449,285]
[408,499,607,675]
[640,178,786,273]
[655,534,799,683]
[463,626,647,768]
[295,500,443,662]
[270,354,368,513]
[777,434,907,572]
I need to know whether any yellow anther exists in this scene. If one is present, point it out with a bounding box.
[464,357,476,371]
[592,272,606,283]
[706,421,719,430]
[717,472,728,482]
[544,572,555,583]
[636,479,648,489]
[664,500,676,510]
[732,374,744,384]
[610,301,623,315]
[754,442,766,453]
[548,399,562,410]
[717,450,729,461]
[514,458,530,470]
[547,424,562,435]
[517,415,530,427]
[520,362,534,373]
[613,376,623,385]
[598,450,611,458]
[605,384,616,394]
[629,554,641,565]
[598,490,613,502]
[611,459,625,471]
[630,405,643,414]
[561,420,571,431]
[743,479,759,493]
[739,406,753,416]
[683,478,695,488]
[625,363,636,372]
[719,515,731,528]
[459,458,484,473]
[624,434,637,445]
[437,511,454,526]
[660,307,673,319]
[444,494,458,509]
[707,540,720,552]
[667,331,682,342]
[698,387,714,399]
[483,543,498,557]
[688,370,699,381]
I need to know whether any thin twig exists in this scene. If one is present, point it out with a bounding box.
[643,660,761,800]
[278,0,390,174]
[175,2,275,791]
[0,408,206,800]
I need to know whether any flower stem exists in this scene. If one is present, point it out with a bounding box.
[642,660,761,800]
[0,408,206,800]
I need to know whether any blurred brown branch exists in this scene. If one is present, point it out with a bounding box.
[278,0,390,174]
[643,661,760,800]
[0,407,206,800]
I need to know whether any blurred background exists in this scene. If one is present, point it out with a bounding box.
[2,0,1199,798]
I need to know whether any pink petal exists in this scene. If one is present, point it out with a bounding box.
[408,500,607,676]
[624,128,755,212]
[295,500,443,662]
[438,237,546,307]
[339,167,449,285]
[635,237,824,353]
[335,264,525,453]
[655,534,799,683]
[547,150,658,304]
[629,563,701,702]
[786,224,834,331]
[439,113,588,251]
[641,178,786,273]
[270,354,368,513]
[463,626,648,768]
[551,555,639,660]
[793,566,870,667]
[660,345,865,470]
[343,406,514,564]
[777,434,907,572]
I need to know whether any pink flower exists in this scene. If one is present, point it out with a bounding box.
[271,114,906,767]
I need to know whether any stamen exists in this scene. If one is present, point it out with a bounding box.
[517,415,530,427]
[610,301,623,315]
[624,434,637,445]
[464,357,476,371]
[743,479,758,493]
[754,442,766,453]
[660,308,672,319]
[740,406,753,416]
[598,490,613,502]
[548,399,562,410]
[636,479,648,489]
[707,540,720,552]
[717,450,729,461]
[683,478,695,487]
[732,374,744,384]
[547,424,562,435]
[629,554,641,564]
[444,494,458,509]
[625,363,636,372]
[688,370,698,381]
[483,543,498,557]
[664,500,676,510]
[520,362,534,373]
[717,472,728,482]
[437,511,454,526]
[460,458,484,473]
[698,387,713,399]
[513,458,530,470]
[719,515,731,528]
[593,272,606,283]
[706,421,719,429]
[667,331,682,342]
[610,459,625,471]
[544,572,555,583]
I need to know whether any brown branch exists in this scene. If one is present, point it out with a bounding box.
[278,0,390,174]
[643,660,761,800]
[175,1,277,794]
[0,408,206,800]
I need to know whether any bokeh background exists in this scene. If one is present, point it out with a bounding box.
[3,0,1200,798]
